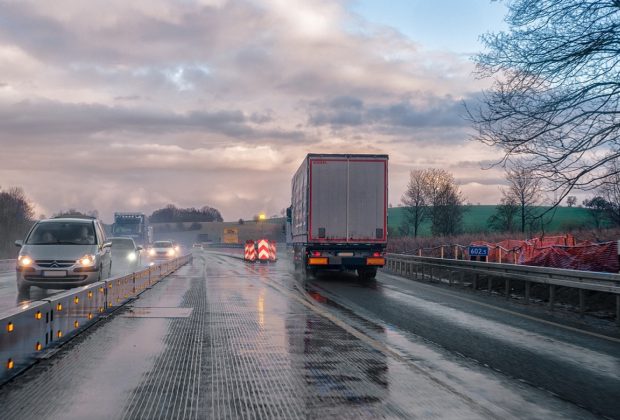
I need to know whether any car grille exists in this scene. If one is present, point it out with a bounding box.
[24,275,86,281]
[35,260,75,268]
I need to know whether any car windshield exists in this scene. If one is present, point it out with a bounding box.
[111,238,135,249]
[26,222,96,245]
[153,241,172,248]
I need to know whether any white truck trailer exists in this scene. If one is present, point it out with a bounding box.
[287,154,388,279]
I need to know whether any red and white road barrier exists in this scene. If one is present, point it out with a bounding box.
[257,239,270,262]
[269,241,277,261]
[244,240,256,262]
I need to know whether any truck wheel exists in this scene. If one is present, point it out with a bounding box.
[357,267,377,281]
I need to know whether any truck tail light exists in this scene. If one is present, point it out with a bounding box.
[310,251,321,257]
[372,252,382,257]
[308,257,328,265]
[366,257,385,266]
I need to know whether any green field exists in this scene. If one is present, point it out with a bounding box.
[388,205,593,236]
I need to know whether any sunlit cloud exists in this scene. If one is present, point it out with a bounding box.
[0,0,504,221]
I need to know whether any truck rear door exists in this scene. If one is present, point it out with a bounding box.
[309,157,387,242]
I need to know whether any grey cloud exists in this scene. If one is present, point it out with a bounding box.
[0,100,305,142]
[307,94,469,129]
[114,95,141,101]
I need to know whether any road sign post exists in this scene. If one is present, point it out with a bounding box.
[468,245,489,262]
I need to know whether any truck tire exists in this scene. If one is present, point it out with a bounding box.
[357,267,377,281]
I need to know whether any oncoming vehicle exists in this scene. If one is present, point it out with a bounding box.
[148,241,177,260]
[109,237,142,273]
[15,217,112,295]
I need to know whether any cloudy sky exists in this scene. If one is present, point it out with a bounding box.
[0,0,509,222]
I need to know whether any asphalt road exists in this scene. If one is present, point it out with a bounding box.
[304,268,620,419]
[0,250,614,419]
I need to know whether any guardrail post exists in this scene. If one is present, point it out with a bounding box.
[430,266,434,282]
[524,281,530,305]
[505,279,510,300]
[579,289,585,317]
[473,273,478,290]
[440,246,444,259]
[549,285,555,310]
[487,277,492,293]
[616,295,620,326]
[454,245,458,260]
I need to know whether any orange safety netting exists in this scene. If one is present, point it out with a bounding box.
[470,235,618,273]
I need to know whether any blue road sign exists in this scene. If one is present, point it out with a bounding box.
[468,246,489,257]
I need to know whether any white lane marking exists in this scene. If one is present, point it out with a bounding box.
[380,272,620,344]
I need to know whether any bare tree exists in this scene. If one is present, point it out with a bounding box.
[488,196,519,232]
[597,162,620,226]
[401,169,429,238]
[424,169,465,236]
[566,196,577,208]
[503,166,543,233]
[468,0,620,204]
[583,196,609,229]
[0,187,35,258]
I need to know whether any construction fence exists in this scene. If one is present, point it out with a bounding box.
[388,235,619,273]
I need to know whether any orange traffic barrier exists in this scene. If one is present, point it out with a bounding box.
[257,239,270,262]
[269,241,277,261]
[244,240,256,262]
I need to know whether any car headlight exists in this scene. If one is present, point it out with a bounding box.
[78,254,96,267]
[149,249,156,256]
[18,255,33,267]
[127,252,137,262]
[167,249,175,256]
[174,246,180,252]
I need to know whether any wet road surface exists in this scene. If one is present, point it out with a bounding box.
[0,251,613,419]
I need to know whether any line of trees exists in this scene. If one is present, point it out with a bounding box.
[149,204,223,223]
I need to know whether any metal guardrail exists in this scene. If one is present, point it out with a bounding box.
[385,253,620,324]
[0,254,193,383]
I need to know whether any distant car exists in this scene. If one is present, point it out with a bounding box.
[15,217,112,295]
[109,237,142,272]
[147,240,177,260]
[192,243,202,249]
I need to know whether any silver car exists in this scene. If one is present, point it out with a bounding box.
[109,236,142,273]
[15,217,112,295]
[147,240,177,261]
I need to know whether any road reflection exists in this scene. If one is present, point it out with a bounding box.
[287,287,389,408]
